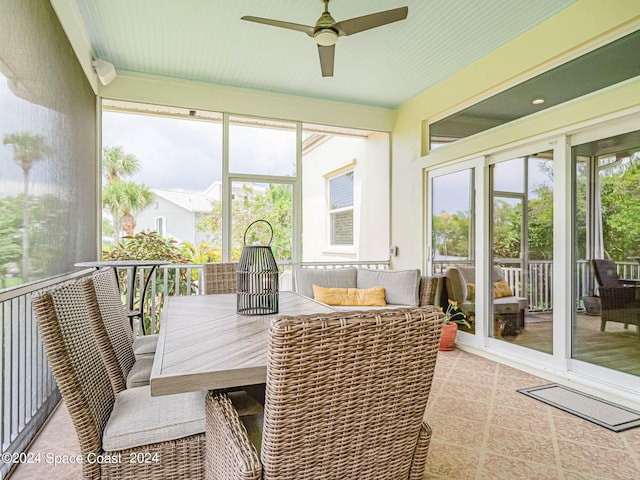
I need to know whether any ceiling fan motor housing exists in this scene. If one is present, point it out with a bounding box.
[314,11,338,46]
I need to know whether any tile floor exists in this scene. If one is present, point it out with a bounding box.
[424,349,640,479]
[9,349,640,479]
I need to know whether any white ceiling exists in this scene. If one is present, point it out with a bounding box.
[61,0,576,109]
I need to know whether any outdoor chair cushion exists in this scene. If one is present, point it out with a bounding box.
[133,334,158,358]
[357,268,421,306]
[125,356,154,389]
[102,386,206,451]
[493,279,513,298]
[295,267,357,299]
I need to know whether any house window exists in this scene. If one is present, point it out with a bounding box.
[155,216,166,237]
[329,171,354,246]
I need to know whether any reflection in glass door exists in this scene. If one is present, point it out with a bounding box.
[490,152,554,352]
[429,168,475,334]
[572,130,640,377]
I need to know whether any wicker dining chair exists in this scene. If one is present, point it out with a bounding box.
[205,306,444,480]
[93,267,158,358]
[91,268,155,391]
[591,259,640,334]
[204,263,238,294]
[32,277,206,480]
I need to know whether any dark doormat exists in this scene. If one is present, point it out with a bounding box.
[518,383,640,432]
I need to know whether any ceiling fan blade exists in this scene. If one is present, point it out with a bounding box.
[318,44,335,77]
[241,16,314,37]
[334,7,408,36]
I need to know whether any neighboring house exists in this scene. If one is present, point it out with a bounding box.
[301,131,390,262]
[135,181,266,247]
[135,181,223,246]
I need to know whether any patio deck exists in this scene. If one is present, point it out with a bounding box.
[9,349,640,480]
[511,312,640,377]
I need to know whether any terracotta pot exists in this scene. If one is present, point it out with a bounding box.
[439,323,458,351]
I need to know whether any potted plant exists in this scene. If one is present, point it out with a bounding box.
[439,300,471,351]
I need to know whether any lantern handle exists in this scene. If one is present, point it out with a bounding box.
[243,219,274,246]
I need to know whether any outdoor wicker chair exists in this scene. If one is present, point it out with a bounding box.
[205,306,444,480]
[91,268,155,391]
[592,259,640,334]
[204,262,238,294]
[93,267,158,357]
[32,277,206,480]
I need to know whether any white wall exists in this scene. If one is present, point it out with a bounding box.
[301,132,389,262]
[135,195,196,244]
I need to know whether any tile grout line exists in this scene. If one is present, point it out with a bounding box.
[547,404,567,480]
[474,360,500,480]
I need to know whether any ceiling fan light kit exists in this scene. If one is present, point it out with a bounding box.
[241,0,408,77]
[315,28,338,47]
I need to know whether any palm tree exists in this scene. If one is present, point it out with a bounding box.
[2,131,52,281]
[103,145,138,182]
[102,146,152,243]
[103,179,153,238]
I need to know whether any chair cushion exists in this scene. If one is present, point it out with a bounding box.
[125,356,154,389]
[312,285,387,306]
[467,283,476,301]
[294,267,357,299]
[357,268,420,306]
[133,334,158,358]
[102,386,205,451]
[493,279,513,298]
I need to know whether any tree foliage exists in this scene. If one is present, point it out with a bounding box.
[103,230,189,263]
[598,157,640,260]
[102,231,193,333]
[433,154,639,264]
[197,183,293,261]
[3,131,52,280]
[101,145,153,243]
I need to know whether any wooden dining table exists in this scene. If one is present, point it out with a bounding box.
[149,291,336,397]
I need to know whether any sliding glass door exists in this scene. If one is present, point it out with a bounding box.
[490,151,554,352]
[427,165,476,334]
[572,128,640,377]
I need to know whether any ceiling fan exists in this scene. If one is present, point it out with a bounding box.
[241,0,408,77]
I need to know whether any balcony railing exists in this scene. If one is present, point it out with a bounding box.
[432,259,640,312]
[1,271,89,479]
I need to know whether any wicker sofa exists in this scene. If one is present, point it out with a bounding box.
[293,267,438,310]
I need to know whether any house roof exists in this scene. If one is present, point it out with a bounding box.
[152,184,220,213]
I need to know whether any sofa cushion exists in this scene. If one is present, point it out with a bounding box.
[312,285,387,306]
[357,268,420,306]
[294,267,357,299]
[102,386,205,451]
[493,279,513,298]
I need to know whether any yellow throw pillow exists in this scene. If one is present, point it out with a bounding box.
[493,279,513,299]
[312,285,387,306]
[467,283,475,301]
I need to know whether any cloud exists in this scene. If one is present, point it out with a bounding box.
[103,111,223,191]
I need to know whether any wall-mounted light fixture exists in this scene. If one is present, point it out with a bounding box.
[92,59,117,86]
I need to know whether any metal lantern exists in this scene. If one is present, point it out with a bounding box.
[237,220,279,315]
